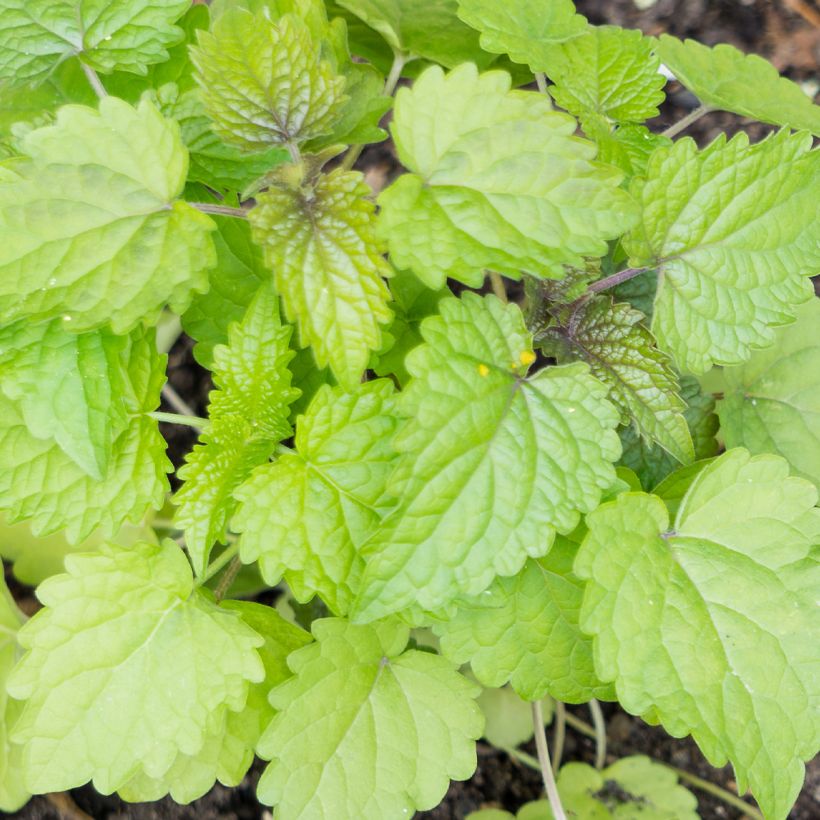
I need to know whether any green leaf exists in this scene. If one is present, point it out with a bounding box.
[0,97,216,333]
[657,35,820,135]
[584,118,671,179]
[619,375,718,490]
[235,380,400,615]
[7,540,265,795]
[249,167,392,387]
[0,575,27,812]
[539,296,693,464]
[256,618,483,816]
[191,9,346,151]
[624,130,819,372]
[435,537,614,703]
[456,0,587,71]
[353,294,621,621]
[718,298,820,490]
[0,0,190,86]
[576,449,820,819]
[175,284,300,576]
[378,64,636,288]
[118,601,310,804]
[0,329,170,542]
[476,684,552,750]
[545,25,666,123]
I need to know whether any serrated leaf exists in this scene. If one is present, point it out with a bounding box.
[456,0,587,71]
[586,119,671,179]
[175,284,300,576]
[118,601,310,804]
[718,298,820,490]
[192,9,346,152]
[435,537,614,703]
[545,25,666,123]
[0,0,190,87]
[0,329,170,542]
[378,64,637,288]
[249,167,392,387]
[624,130,819,373]
[235,380,400,615]
[0,97,216,333]
[256,618,482,816]
[657,35,820,135]
[539,296,693,463]
[619,375,718,490]
[576,450,820,819]
[353,294,621,621]
[7,540,265,795]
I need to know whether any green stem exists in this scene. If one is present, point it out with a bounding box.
[149,411,207,430]
[489,271,508,303]
[532,700,567,820]
[197,542,239,586]
[214,556,243,601]
[162,383,198,417]
[667,766,763,820]
[189,202,248,219]
[589,699,607,770]
[80,61,108,99]
[563,711,597,740]
[661,104,711,139]
[552,701,566,772]
[534,72,548,94]
[501,745,541,770]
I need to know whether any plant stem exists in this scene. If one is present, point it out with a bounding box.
[189,202,248,219]
[197,542,240,586]
[552,701,566,772]
[661,104,711,139]
[563,711,597,739]
[589,699,607,770]
[502,745,541,770]
[667,765,764,820]
[149,411,207,430]
[80,62,108,99]
[587,266,650,294]
[535,72,548,94]
[489,271,508,303]
[214,556,243,601]
[162,383,198,417]
[532,701,568,820]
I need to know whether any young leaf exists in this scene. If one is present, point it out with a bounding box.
[539,296,693,464]
[0,97,216,333]
[619,376,718,490]
[657,35,820,135]
[476,684,552,750]
[583,117,671,180]
[0,329,170,542]
[175,284,300,576]
[191,9,346,152]
[624,130,819,372]
[0,0,190,86]
[435,537,614,703]
[378,64,637,288]
[7,541,265,795]
[234,380,400,615]
[256,618,483,817]
[576,450,820,819]
[248,167,392,387]
[544,25,666,123]
[456,0,587,71]
[353,294,621,621]
[718,298,820,490]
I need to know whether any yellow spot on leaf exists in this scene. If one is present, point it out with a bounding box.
[519,350,536,366]
[478,363,490,377]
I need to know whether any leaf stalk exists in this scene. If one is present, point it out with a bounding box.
[532,700,568,820]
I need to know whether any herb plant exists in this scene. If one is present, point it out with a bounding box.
[0,1,818,818]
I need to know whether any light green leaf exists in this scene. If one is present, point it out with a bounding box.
[619,375,718,490]
[435,538,613,703]
[353,294,621,621]
[624,130,819,372]
[0,97,216,333]
[118,601,310,804]
[456,0,587,71]
[0,575,27,812]
[378,64,636,288]
[7,540,264,795]
[576,450,820,819]
[235,380,400,615]
[476,684,552,750]
[175,284,300,576]
[256,618,483,816]
[0,0,190,86]
[191,9,346,152]
[718,298,820,490]
[0,329,170,542]
[539,296,693,464]
[584,118,671,180]
[657,35,820,135]
[545,25,666,123]
[249,167,392,387]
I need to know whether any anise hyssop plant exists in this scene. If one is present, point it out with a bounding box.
[0,1,818,818]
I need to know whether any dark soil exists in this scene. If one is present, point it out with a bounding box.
[5,1,819,818]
